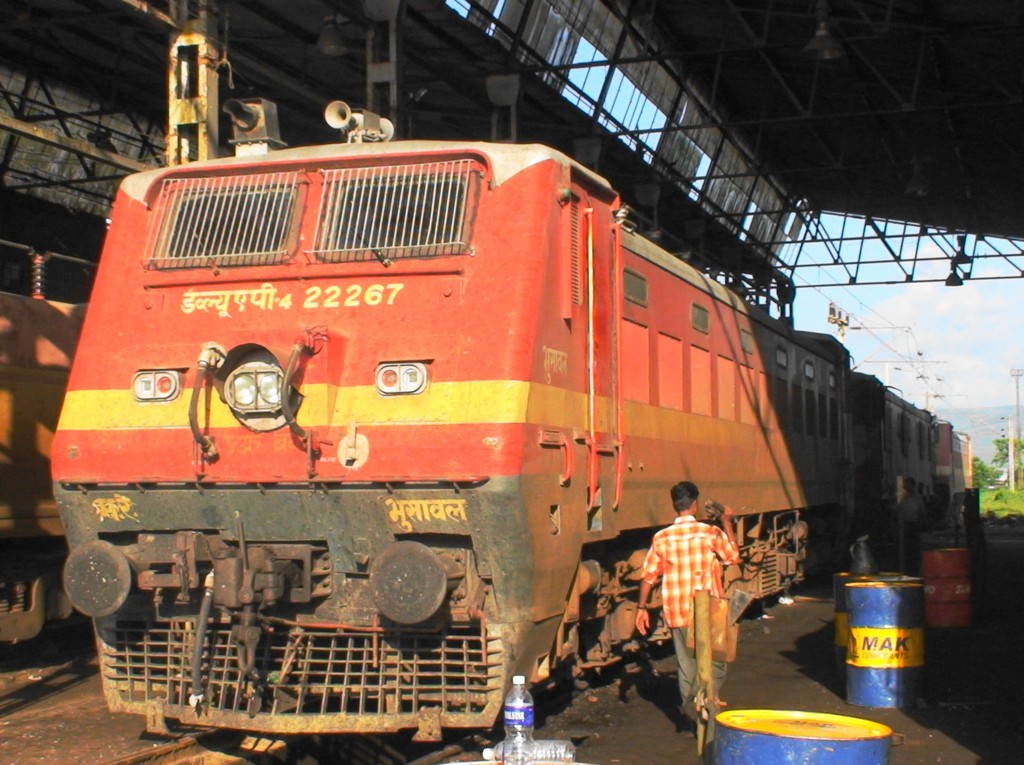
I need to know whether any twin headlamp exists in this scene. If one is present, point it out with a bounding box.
[227,363,284,412]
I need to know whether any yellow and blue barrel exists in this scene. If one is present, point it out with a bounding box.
[713,710,892,764]
[846,580,925,708]
[834,572,916,675]
[833,572,872,675]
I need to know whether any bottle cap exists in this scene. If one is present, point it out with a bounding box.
[512,674,525,684]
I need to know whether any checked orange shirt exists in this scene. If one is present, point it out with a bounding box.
[640,515,740,628]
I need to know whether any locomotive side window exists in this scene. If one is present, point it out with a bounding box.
[818,393,828,437]
[657,333,684,410]
[623,269,649,306]
[740,329,755,356]
[775,346,788,368]
[691,303,710,334]
[313,160,478,262]
[149,172,301,269]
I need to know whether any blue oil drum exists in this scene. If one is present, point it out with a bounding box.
[713,710,892,764]
[833,573,917,676]
[846,580,925,708]
[833,572,864,674]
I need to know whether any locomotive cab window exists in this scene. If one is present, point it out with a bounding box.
[149,172,302,269]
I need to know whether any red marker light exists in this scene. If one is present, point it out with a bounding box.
[156,374,175,395]
[132,370,181,402]
[376,362,429,395]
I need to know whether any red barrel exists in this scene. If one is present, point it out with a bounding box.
[921,548,972,627]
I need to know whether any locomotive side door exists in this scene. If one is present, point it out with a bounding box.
[565,184,623,527]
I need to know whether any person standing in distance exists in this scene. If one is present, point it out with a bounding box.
[896,476,927,574]
[634,480,741,727]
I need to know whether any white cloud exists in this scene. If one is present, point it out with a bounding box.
[794,278,1022,419]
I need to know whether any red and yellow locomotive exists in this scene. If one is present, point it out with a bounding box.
[53,105,850,737]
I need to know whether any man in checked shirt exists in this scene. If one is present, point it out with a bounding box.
[634,480,740,729]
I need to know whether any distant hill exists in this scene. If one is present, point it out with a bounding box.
[933,405,1015,464]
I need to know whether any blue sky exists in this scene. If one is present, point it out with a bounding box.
[789,243,1022,456]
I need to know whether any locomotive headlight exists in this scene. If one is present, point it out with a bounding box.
[217,347,294,432]
[231,373,259,407]
[258,371,282,406]
[226,362,283,413]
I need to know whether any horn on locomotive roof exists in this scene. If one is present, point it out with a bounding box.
[223,97,286,156]
[325,100,395,144]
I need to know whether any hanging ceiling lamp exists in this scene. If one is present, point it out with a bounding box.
[317,16,348,58]
[803,0,845,60]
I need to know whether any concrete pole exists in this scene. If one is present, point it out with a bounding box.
[1012,369,1023,488]
[1010,419,1016,492]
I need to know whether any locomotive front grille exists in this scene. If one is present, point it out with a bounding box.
[101,618,502,728]
[148,172,302,270]
[312,160,478,262]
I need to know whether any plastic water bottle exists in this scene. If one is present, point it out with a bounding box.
[483,740,575,763]
[502,674,534,765]
[526,741,575,763]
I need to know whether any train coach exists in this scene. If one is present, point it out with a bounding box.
[934,420,972,516]
[0,292,83,642]
[53,103,855,739]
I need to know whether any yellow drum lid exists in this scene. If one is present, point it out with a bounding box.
[846,580,923,590]
[716,710,892,740]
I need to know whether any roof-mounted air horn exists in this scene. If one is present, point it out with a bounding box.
[324,100,395,143]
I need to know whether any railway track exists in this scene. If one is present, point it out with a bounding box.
[96,732,289,765]
[93,729,492,765]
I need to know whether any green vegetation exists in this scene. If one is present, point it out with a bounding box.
[980,489,1024,519]
[990,437,1024,468]
[972,457,1000,489]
